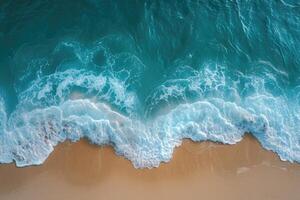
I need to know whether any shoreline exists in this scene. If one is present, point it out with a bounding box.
[1,135,300,200]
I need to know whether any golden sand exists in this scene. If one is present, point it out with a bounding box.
[0,135,300,200]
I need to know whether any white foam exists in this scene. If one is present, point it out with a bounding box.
[1,92,298,168]
[1,51,300,168]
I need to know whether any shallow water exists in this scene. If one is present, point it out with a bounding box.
[0,0,300,168]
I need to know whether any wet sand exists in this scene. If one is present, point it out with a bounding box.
[0,135,300,200]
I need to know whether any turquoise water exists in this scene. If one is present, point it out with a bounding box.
[0,0,300,168]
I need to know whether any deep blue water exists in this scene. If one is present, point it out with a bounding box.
[0,0,300,168]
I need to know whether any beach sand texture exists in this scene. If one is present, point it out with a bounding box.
[0,135,300,200]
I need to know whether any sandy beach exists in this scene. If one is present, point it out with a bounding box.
[0,135,300,200]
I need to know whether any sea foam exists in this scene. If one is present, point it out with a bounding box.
[0,63,299,168]
[1,40,300,168]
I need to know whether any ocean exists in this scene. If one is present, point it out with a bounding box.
[0,0,299,168]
